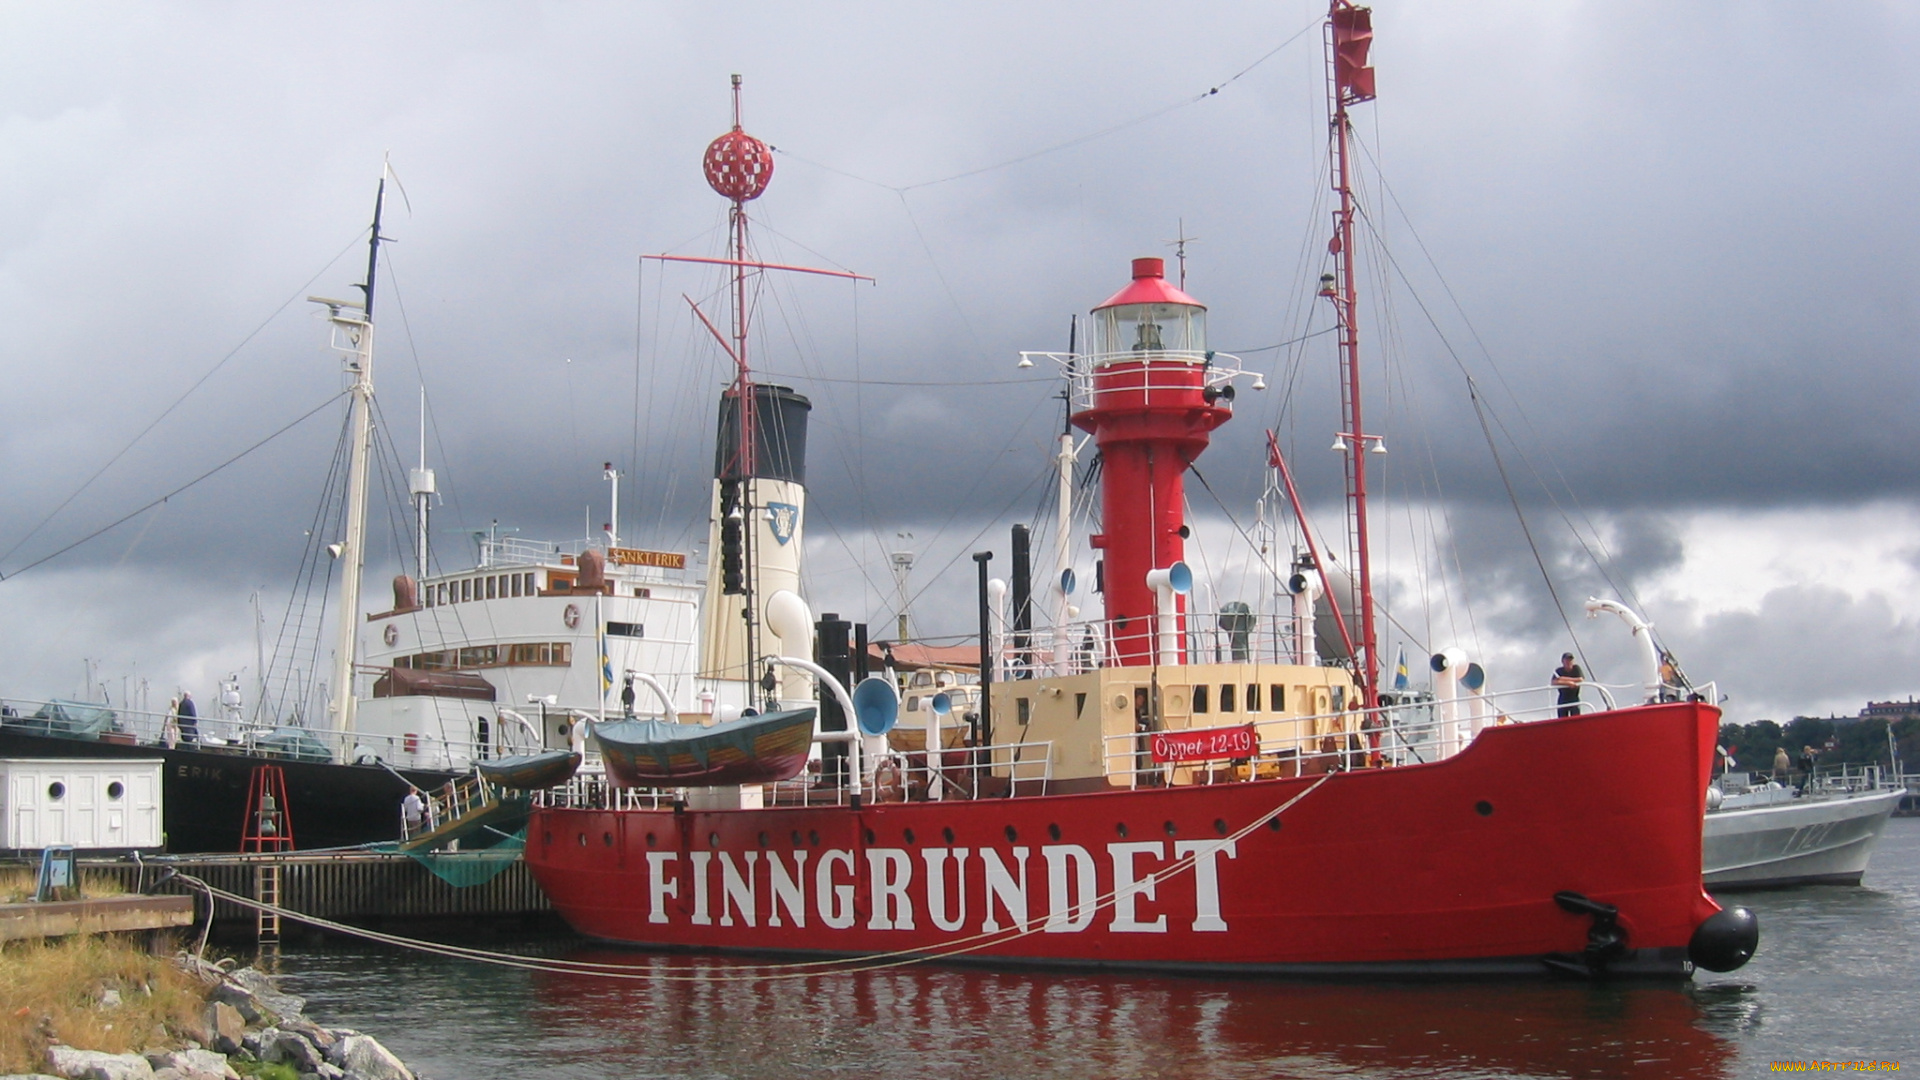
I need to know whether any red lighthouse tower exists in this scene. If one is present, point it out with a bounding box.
[1072,257,1234,666]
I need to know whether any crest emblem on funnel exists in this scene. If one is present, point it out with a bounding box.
[766,502,799,545]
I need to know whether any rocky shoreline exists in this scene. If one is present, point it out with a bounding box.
[4,957,424,1080]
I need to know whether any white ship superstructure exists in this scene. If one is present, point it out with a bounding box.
[355,536,719,768]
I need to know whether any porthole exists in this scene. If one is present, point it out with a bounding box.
[1004,825,1018,843]
[863,828,877,845]
[542,831,552,846]
[808,830,820,847]
[577,832,587,847]
[1475,801,1494,817]
[1047,823,1062,841]
[791,830,804,847]
[645,832,656,847]
[1268,817,1283,832]
[758,832,770,847]
[942,826,956,844]
[709,832,721,848]
[603,832,613,847]
[903,828,916,846]
[47,782,65,800]
[1163,820,1177,837]
[106,782,125,800]
[1214,819,1228,836]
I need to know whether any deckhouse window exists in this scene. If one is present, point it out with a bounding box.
[486,576,497,600]
[1272,685,1287,712]
[606,622,644,638]
[511,574,522,598]
[1246,684,1260,712]
[1193,685,1209,713]
[1220,684,1236,713]
[461,579,471,603]
[525,572,537,594]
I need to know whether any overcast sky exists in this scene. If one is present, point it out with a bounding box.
[2,1,1916,721]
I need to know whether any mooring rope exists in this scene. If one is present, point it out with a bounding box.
[178,774,1334,983]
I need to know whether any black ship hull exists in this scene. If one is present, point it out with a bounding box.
[0,725,459,854]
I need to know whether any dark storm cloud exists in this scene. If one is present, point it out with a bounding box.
[3,2,1917,709]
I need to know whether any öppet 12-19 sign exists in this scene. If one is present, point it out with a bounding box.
[1151,724,1258,764]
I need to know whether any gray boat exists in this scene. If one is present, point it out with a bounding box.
[1703,770,1903,890]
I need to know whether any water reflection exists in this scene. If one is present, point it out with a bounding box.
[274,820,1918,1080]
[517,949,1735,1080]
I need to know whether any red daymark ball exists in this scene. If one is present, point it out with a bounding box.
[704,129,774,202]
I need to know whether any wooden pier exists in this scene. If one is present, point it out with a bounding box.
[6,850,552,942]
[0,894,194,942]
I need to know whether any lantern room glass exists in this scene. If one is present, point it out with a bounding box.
[1092,302,1207,360]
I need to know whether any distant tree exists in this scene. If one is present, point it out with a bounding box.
[1783,716,1836,756]
[1717,720,1783,776]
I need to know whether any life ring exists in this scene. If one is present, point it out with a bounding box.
[382,623,399,647]
[563,603,581,629]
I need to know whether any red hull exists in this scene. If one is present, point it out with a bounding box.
[527,702,1723,977]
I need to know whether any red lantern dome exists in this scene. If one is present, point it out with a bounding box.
[704,128,774,202]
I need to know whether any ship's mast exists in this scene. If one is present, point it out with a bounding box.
[724,75,763,670]
[410,389,435,582]
[652,77,869,697]
[317,176,389,737]
[1324,0,1381,710]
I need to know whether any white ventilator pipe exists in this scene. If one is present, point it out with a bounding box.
[1145,563,1192,668]
[1052,433,1077,676]
[1466,668,1490,739]
[987,578,1008,680]
[1430,648,1467,758]
[770,656,862,801]
[1291,573,1321,667]
[764,590,817,706]
[927,693,954,802]
[1584,598,1661,703]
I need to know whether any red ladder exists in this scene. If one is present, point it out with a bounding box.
[240,764,296,852]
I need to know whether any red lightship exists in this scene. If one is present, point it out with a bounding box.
[526,6,1757,979]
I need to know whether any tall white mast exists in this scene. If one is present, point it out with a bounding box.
[410,388,435,581]
[313,175,391,739]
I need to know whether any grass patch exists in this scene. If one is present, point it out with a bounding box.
[0,935,206,1074]
[0,867,130,903]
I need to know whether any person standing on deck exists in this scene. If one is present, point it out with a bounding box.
[174,691,198,744]
[1551,654,1584,718]
[401,786,425,838]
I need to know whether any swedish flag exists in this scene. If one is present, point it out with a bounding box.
[600,631,613,695]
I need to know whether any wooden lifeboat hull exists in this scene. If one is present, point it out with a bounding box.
[592,708,817,788]
[475,750,582,791]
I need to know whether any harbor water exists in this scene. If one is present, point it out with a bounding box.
[273,820,1920,1079]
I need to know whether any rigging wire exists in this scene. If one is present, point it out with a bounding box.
[771,17,1320,195]
[1466,380,1586,664]
[1347,130,1648,618]
[0,229,369,567]
[265,404,355,725]
[0,394,347,583]
[180,774,1331,983]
